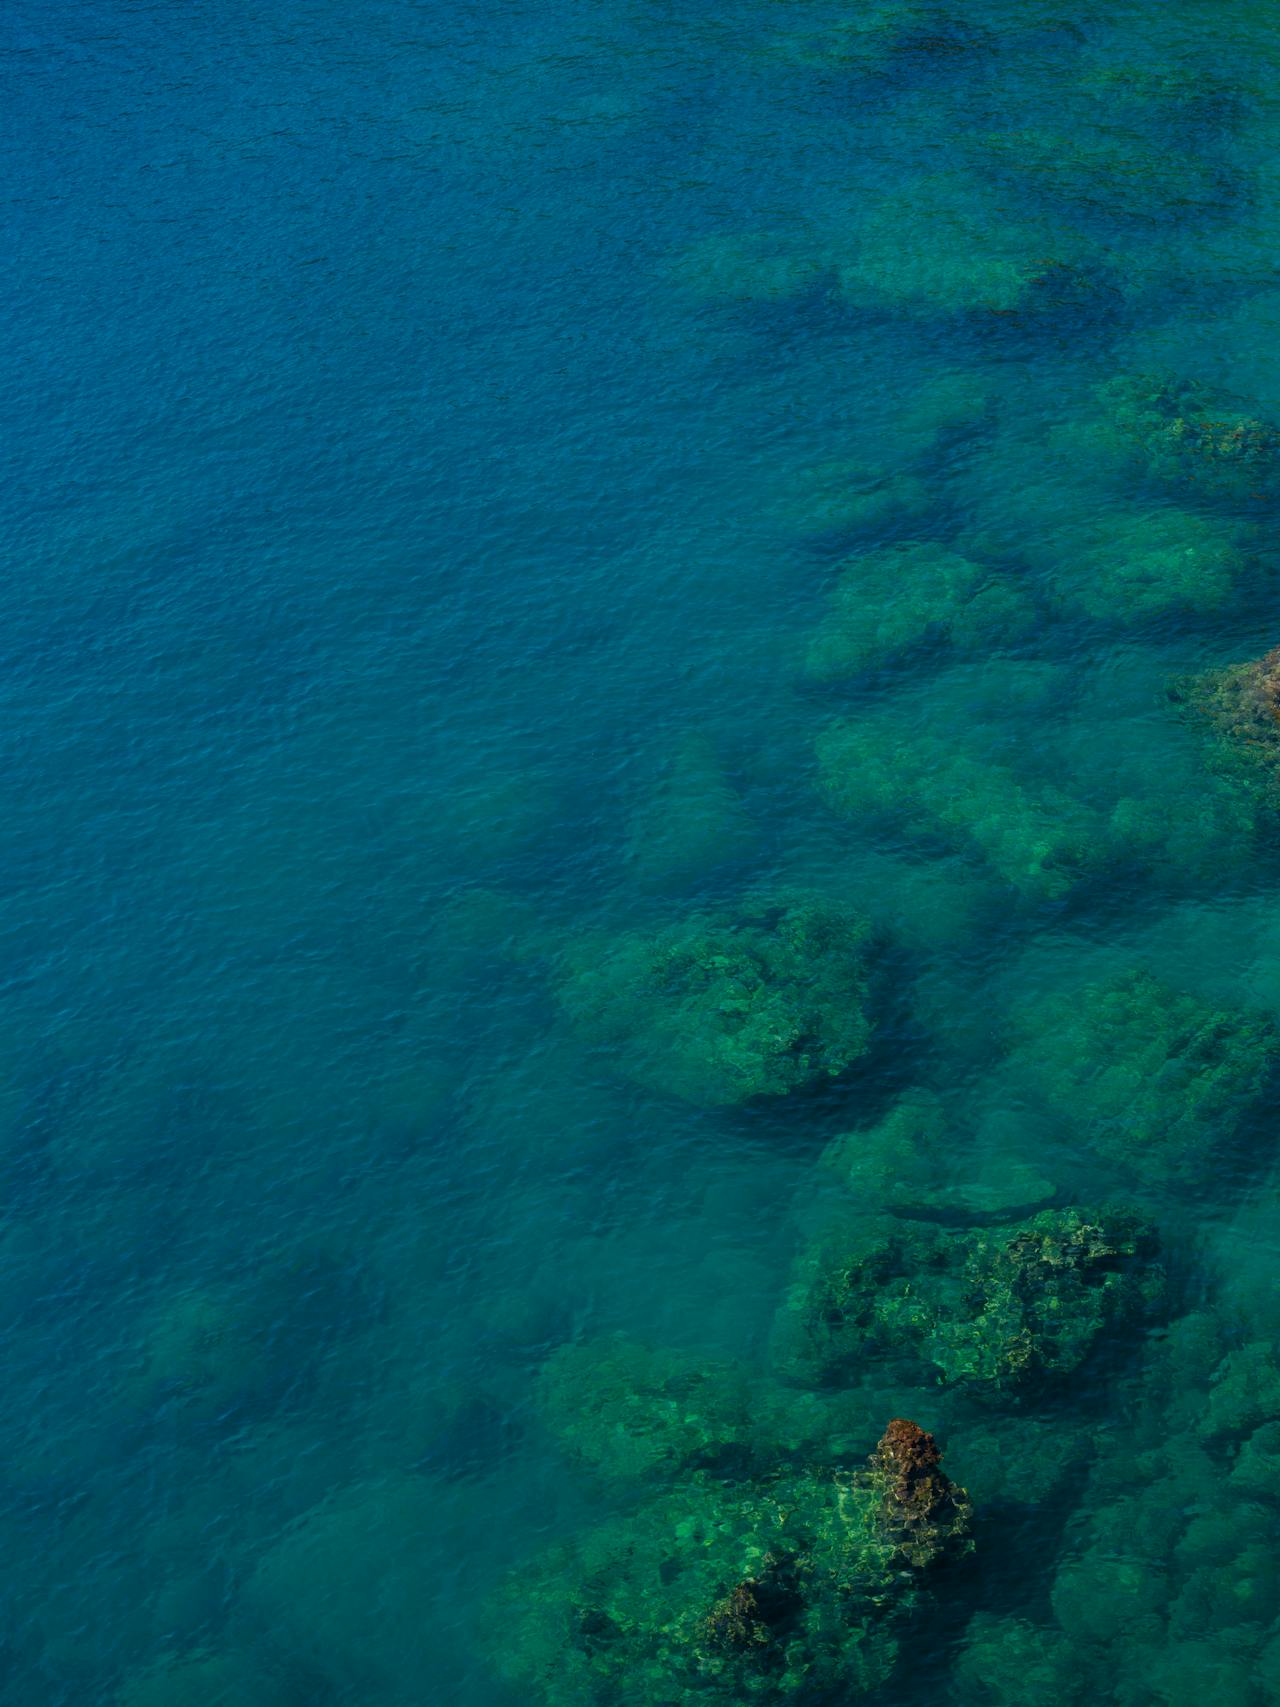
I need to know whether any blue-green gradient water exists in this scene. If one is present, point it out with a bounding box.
[11,0,1280,1702]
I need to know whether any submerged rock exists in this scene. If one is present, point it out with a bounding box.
[1067,371,1280,503]
[1172,646,1280,816]
[1007,969,1278,1181]
[772,1204,1160,1393]
[836,171,1095,317]
[556,895,877,1105]
[771,1208,1160,1392]
[816,713,1106,899]
[802,542,1033,681]
[489,1418,970,1707]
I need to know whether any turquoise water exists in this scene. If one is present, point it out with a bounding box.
[11,0,1280,1701]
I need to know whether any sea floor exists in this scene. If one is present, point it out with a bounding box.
[9,0,1280,1702]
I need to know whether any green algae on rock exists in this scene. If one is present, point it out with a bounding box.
[1171,646,1280,816]
[535,1336,756,1482]
[835,172,1094,317]
[771,1205,1159,1394]
[556,896,877,1106]
[1047,505,1258,623]
[1005,1313,1280,1707]
[1007,969,1278,1180]
[536,1334,883,1485]
[955,1611,1086,1707]
[816,714,1104,899]
[490,1419,971,1707]
[1064,371,1280,503]
[802,542,1034,682]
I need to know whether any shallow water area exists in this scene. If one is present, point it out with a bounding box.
[9,0,1280,1702]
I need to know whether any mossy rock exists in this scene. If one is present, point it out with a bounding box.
[955,1612,1087,1707]
[489,1422,970,1707]
[816,713,1106,899]
[536,1337,756,1482]
[836,172,1093,316]
[1065,371,1280,503]
[772,1204,1159,1394]
[1171,646,1280,818]
[1050,506,1256,622]
[803,542,1033,681]
[1008,969,1278,1180]
[556,895,877,1106]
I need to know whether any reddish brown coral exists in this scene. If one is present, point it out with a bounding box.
[865,1419,972,1567]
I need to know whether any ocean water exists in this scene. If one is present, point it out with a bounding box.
[9,0,1280,1701]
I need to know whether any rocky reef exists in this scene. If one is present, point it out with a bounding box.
[1005,968,1278,1183]
[1066,371,1280,504]
[491,1417,971,1707]
[816,712,1106,899]
[555,895,878,1105]
[1172,646,1280,817]
[772,1203,1161,1394]
[802,541,1034,681]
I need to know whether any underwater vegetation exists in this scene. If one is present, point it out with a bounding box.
[491,1415,971,1707]
[1047,505,1258,622]
[836,171,1097,317]
[1004,969,1278,1182]
[1062,371,1280,504]
[801,541,1034,681]
[555,895,877,1104]
[771,1204,1161,1394]
[1173,646,1280,817]
[958,1314,1280,1707]
[816,710,1106,899]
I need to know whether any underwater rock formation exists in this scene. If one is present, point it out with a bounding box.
[816,713,1105,899]
[990,1315,1280,1707]
[535,1337,756,1482]
[802,541,1034,681]
[863,1417,972,1566]
[490,1418,970,1707]
[1007,969,1278,1181]
[955,1611,1086,1707]
[1052,505,1256,622]
[772,1205,1159,1393]
[1172,646,1280,815]
[556,895,877,1105]
[1069,371,1280,503]
[836,171,1094,317]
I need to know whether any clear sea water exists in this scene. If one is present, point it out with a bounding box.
[10,1,1280,1702]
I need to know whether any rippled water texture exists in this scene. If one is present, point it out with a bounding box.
[10,0,1280,1702]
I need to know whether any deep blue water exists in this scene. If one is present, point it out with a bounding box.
[10,1,1280,1702]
